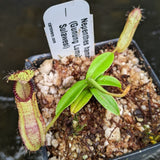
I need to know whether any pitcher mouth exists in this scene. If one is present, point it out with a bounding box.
[13,81,33,102]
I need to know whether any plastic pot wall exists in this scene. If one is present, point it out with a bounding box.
[25,39,160,160]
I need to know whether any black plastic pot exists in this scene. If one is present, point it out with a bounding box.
[25,39,160,160]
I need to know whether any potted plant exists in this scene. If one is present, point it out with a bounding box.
[8,7,160,160]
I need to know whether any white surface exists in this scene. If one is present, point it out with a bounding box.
[43,0,95,59]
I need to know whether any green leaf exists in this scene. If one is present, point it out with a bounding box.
[56,80,87,115]
[87,78,107,93]
[96,75,121,88]
[87,78,125,98]
[86,52,114,80]
[90,88,120,115]
[70,88,92,114]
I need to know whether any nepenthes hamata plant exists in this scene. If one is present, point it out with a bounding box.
[7,8,142,151]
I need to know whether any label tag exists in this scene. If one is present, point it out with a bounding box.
[43,0,95,59]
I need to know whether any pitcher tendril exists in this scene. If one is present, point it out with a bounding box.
[114,8,142,53]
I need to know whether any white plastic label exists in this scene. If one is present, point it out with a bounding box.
[43,0,95,59]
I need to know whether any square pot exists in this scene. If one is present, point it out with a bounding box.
[25,39,160,160]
